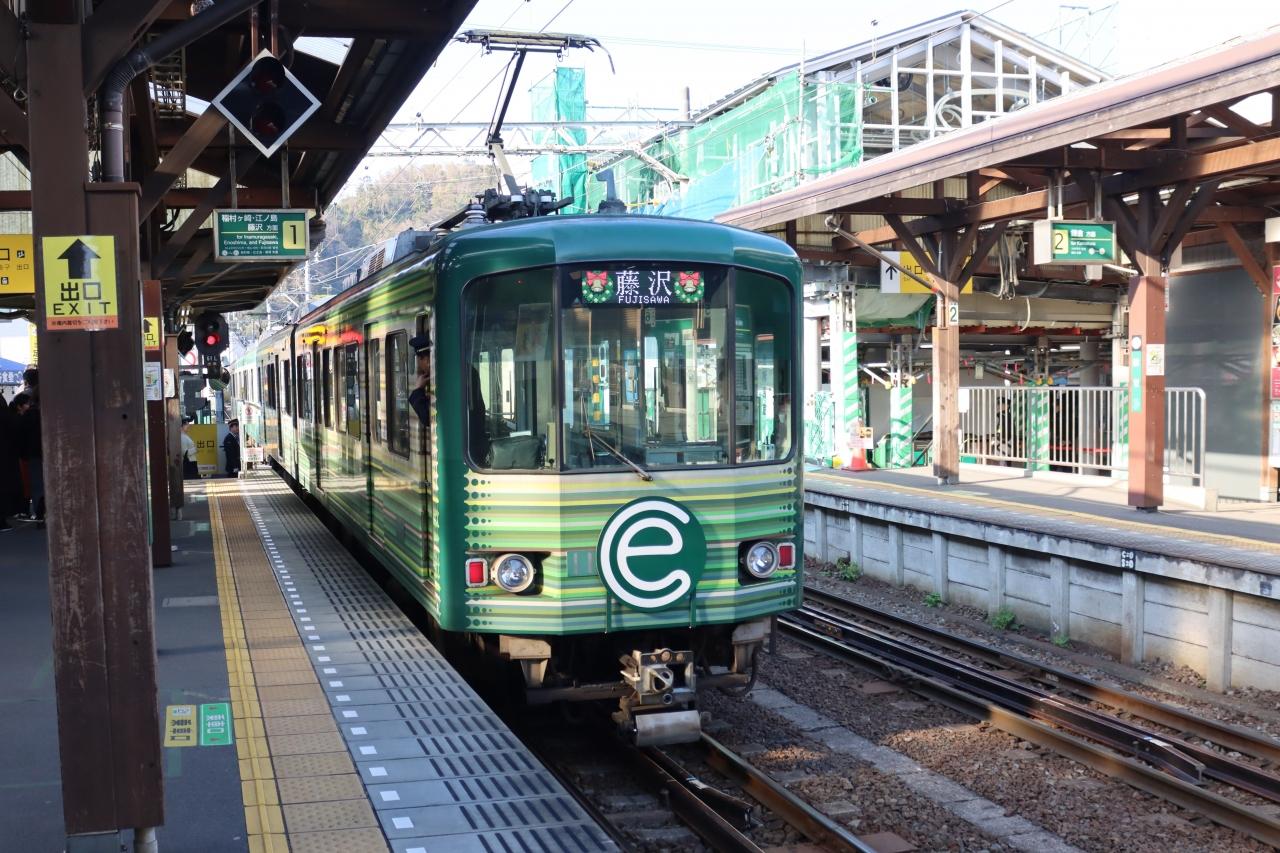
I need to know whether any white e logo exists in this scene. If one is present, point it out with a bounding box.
[597,498,707,611]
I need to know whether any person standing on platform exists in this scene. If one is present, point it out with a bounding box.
[10,392,41,526]
[408,334,432,425]
[223,419,241,478]
[181,416,199,480]
[0,392,21,532]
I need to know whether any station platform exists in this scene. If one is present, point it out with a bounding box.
[807,464,1280,574]
[0,474,613,853]
[804,463,1280,692]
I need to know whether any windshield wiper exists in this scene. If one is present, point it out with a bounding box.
[584,427,652,481]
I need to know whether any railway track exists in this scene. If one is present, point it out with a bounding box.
[779,585,1280,848]
[524,717,880,852]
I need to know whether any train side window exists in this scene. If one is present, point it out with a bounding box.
[267,363,277,409]
[282,358,292,416]
[321,348,332,428]
[343,343,361,437]
[386,331,409,457]
[370,338,384,444]
[298,353,312,422]
[334,347,347,433]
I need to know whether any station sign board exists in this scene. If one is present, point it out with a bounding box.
[879,250,973,294]
[213,209,309,262]
[1033,219,1117,265]
[0,234,34,294]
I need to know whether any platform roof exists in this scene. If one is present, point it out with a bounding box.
[717,25,1280,294]
[0,0,477,316]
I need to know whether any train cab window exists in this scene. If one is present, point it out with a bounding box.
[561,265,730,471]
[370,338,384,444]
[734,270,794,462]
[321,348,333,428]
[343,343,361,437]
[462,270,554,470]
[386,331,410,457]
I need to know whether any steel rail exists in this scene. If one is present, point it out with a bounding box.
[789,606,1206,782]
[623,745,765,852]
[698,734,882,853]
[777,615,1280,848]
[802,585,1280,801]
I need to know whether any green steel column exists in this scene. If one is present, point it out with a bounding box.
[835,289,864,467]
[1028,383,1050,471]
[889,384,913,468]
[1113,384,1130,471]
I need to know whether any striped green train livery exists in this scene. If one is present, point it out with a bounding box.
[233,214,803,741]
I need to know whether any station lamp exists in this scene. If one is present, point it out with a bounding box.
[212,51,321,158]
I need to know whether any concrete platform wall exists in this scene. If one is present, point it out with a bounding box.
[804,495,1280,692]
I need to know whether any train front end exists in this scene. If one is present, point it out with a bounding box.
[436,216,803,744]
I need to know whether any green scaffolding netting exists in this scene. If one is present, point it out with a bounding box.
[579,71,864,220]
[531,67,588,214]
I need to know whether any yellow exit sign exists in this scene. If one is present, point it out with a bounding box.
[0,234,35,294]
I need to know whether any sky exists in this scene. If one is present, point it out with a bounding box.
[341,0,1280,187]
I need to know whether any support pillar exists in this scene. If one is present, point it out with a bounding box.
[165,334,184,512]
[1121,570,1146,665]
[1127,273,1167,509]
[931,287,961,484]
[832,287,865,469]
[1206,588,1234,692]
[986,544,1005,617]
[888,383,913,467]
[29,20,163,843]
[144,280,171,566]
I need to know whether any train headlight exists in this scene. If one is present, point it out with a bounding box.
[492,553,536,593]
[743,542,779,579]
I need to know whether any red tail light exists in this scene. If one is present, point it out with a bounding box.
[777,542,795,570]
[465,557,488,587]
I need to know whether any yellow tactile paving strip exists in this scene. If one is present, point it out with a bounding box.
[209,481,388,853]
[807,471,1280,556]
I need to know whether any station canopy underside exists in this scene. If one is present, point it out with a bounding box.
[717,28,1280,304]
[0,0,478,316]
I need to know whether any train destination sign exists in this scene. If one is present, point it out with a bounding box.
[581,269,705,305]
[1033,219,1117,265]
[213,209,309,261]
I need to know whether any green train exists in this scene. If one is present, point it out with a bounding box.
[232,213,803,744]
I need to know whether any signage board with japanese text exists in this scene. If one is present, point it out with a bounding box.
[579,268,707,305]
[1033,219,1117,265]
[0,234,34,294]
[40,235,118,331]
[879,250,974,294]
[143,316,162,351]
[213,209,309,261]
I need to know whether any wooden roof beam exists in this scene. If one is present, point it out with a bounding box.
[1219,221,1269,294]
[140,108,228,219]
[82,0,174,95]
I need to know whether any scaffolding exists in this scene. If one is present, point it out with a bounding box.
[579,72,863,219]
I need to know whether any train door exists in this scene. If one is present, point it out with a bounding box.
[363,324,376,533]
[272,355,283,454]
[311,343,322,488]
[416,312,434,582]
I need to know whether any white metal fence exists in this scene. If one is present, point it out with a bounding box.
[958,386,1206,487]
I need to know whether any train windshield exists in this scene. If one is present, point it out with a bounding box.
[561,264,792,472]
[463,264,793,473]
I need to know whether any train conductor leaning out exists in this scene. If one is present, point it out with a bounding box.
[408,333,431,425]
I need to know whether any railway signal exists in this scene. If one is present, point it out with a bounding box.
[212,51,320,158]
[194,311,228,357]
